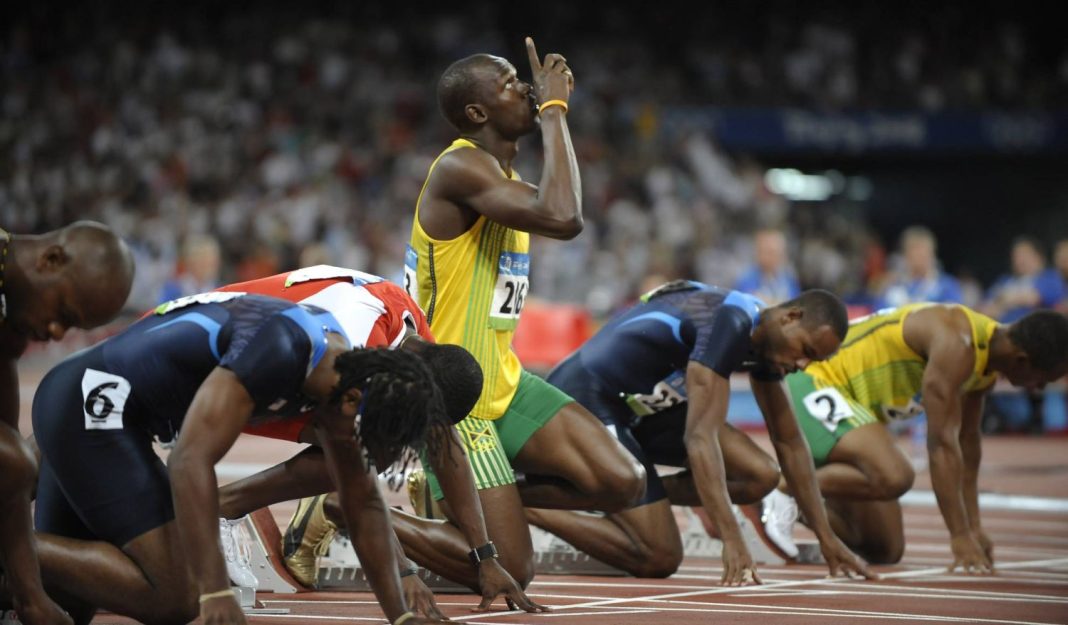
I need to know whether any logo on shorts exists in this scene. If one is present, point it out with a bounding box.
[465,426,497,453]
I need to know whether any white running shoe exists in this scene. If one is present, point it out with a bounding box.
[219,517,259,588]
[760,490,800,559]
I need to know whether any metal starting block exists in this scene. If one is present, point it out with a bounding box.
[235,587,291,615]
[795,542,824,565]
[243,509,306,594]
[316,532,471,592]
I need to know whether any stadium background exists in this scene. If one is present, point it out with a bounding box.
[4,1,1067,431]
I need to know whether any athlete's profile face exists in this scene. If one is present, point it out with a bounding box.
[1004,359,1067,392]
[7,277,86,342]
[483,58,537,136]
[765,319,840,376]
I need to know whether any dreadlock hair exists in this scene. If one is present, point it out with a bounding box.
[331,347,453,490]
[1008,310,1068,372]
[779,289,850,342]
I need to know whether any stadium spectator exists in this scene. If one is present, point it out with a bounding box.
[983,238,1064,322]
[156,234,222,303]
[876,227,962,309]
[734,229,801,305]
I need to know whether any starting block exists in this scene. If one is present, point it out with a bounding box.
[235,586,290,615]
[243,509,308,594]
[315,532,471,593]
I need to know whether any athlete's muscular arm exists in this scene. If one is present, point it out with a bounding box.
[752,379,874,580]
[907,310,991,573]
[961,389,993,563]
[429,428,539,610]
[168,368,256,625]
[684,361,760,586]
[422,39,581,241]
[312,410,414,624]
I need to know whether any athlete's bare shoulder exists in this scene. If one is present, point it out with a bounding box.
[428,146,508,200]
[904,304,973,357]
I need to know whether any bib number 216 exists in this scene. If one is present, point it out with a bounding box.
[489,251,530,330]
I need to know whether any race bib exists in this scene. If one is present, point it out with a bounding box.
[489,251,530,330]
[802,386,856,433]
[82,369,132,431]
[155,291,245,315]
[403,246,419,300]
[626,370,688,417]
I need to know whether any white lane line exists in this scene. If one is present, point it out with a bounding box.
[829,581,1068,602]
[452,556,1068,621]
[901,491,1068,514]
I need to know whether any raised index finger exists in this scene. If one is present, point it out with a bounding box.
[525,37,541,72]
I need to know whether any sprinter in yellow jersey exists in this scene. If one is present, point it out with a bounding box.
[761,304,1068,573]
[397,38,646,597]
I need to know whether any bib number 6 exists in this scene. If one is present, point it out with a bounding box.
[802,387,855,433]
[82,369,132,431]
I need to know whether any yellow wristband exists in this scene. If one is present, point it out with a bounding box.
[539,99,568,114]
[198,588,237,604]
[394,611,416,625]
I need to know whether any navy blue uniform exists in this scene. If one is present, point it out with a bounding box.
[33,293,347,546]
[547,282,778,505]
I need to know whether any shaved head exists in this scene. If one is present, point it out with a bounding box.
[60,221,135,325]
[437,54,503,132]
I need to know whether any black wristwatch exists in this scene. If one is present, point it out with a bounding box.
[468,541,499,566]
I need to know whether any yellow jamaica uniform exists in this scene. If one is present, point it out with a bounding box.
[786,303,998,465]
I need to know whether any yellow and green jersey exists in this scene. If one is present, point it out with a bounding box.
[806,303,999,422]
[406,138,529,420]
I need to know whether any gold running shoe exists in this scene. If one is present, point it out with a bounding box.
[280,494,337,587]
[406,469,444,519]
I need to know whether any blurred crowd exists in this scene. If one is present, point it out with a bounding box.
[1,4,1066,318]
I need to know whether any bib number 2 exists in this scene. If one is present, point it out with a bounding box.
[489,252,530,330]
[802,387,855,433]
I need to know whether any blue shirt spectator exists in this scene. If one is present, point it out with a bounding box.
[984,238,1065,322]
[876,226,962,309]
[734,229,801,305]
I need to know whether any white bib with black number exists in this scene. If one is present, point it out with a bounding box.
[802,387,856,433]
[489,251,530,330]
[82,368,132,431]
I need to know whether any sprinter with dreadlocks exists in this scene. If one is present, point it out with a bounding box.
[207,266,538,618]
[30,291,452,625]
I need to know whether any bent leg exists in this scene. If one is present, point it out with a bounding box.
[816,423,915,500]
[823,497,906,565]
[526,500,683,578]
[513,401,646,512]
[37,522,197,625]
[657,422,780,506]
[524,410,682,578]
[785,374,912,500]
